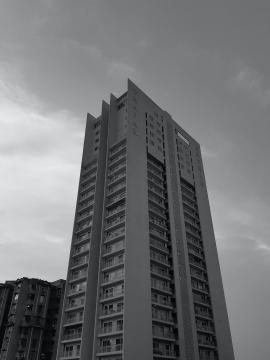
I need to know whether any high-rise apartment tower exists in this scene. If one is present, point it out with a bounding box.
[57,80,234,360]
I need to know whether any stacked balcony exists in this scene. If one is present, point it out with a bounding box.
[180,178,218,358]
[147,154,179,360]
[96,139,127,359]
[59,159,98,359]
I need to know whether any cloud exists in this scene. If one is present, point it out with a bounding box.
[107,61,138,80]
[201,146,218,159]
[210,190,270,256]
[230,67,270,106]
[0,62,84,280]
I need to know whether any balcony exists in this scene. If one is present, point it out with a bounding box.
[80,180,95,194]
[75,221,92,235]
[147,160,164,173]
[151,268,171,280]
[193,293,211,307]
[152,329,175,340]
[69,273,87,283]
[109,141,126,156]
[60,351,80,359]
[181,186,196,200]
[79,190,95,202]
[152,297,173,309]
[99,308,123,318]
[102,257,124,270]
[153,350,177,358]
[98,325,123,336]
[107,172,126,187]
[196,324,215,334]
[100,290,124,301]
[62,332,82,342]
[184,216,200,230]
[148,176,164,189]
[188,256,206,270]
[65,302,85,312]
[152,313,174,325]
[104,229,125,244]
[73,245,90,258]
[64,316,83,326]
[70,257,89,270]
[150,218,168,231]
[150,228,168,242]
[151,281,172,294]
[105,217,125,231]
[190,270,208,283]
[81,162,97,176]
[77,210,93,223]
[149,186,165,200]
[78,199,94,212]
[108,154,126,169]
[150,238,169,254]
[182,195,197,209]
[108,163,126,176]
[188,247,204,261]
[192,283,209,295]
[147,166,163,181]
[68,287,86,297]
[195,310,213,320]
[198,338,216,349]
[96,344,123,355]
[106,205,125,219]
[150,252,170,267]
[148,195,166,209]
[186,234,203,249]
[74,232,91,245]
[106,192,126,207]
[101,273,124,286]
[149,206,167,220]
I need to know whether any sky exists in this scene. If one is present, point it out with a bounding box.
[0,1,270,359]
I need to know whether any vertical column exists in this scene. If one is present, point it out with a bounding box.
[123,81,153,360]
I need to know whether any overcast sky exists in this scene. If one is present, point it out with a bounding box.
[0,1,270,359]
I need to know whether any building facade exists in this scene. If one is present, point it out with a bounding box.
[0,278,65,360]
[56,80,234,360]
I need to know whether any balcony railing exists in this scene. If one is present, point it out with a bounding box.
[100,308,123,317]
[152,313,174,323]
[68,286,86,296]
[150,239,169,253]
[77,211,93,223]
[193,293,211,306]
[150,252,170,266]
[109,142,126,157]
[71,256,89,269]
[97,344,123,353]
[105,217,125,230]
[76,222,92,233]
[108,163,126,176]
[108,170,126,184]
[108,154,126,168]
[100,289,124,300]
[106,192,126,206]
[64,316,83,325]
[98,325,123,334]
[151,267,171,279]
[150,228,168,241]
[62,332,82,341]
[106,205,125,219]
[152,329,175,339]
[153,349,177,357]
[151,281,172,293]
[102,257,124,270]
